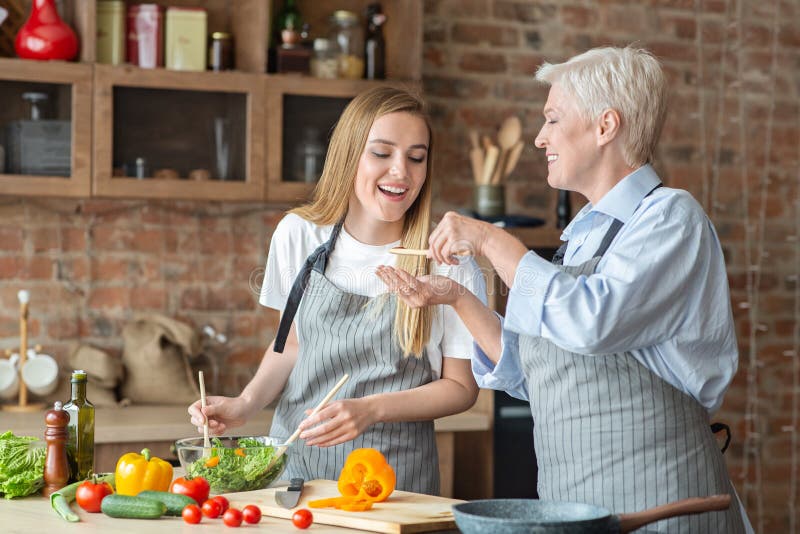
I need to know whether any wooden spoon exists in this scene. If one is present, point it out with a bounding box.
[390,247,473,257]
[495,139,524,184]
[491,116,522,185]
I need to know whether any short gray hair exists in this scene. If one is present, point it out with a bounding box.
[535,46,668,168]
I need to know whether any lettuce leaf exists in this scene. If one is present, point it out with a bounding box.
[0,431,46,498]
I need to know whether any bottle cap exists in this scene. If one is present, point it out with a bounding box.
[54,401,62,410]
[71,369,88,382]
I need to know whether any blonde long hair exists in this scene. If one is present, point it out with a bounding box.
[291,86,434,357]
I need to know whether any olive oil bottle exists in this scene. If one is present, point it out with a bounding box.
[63,370,95,482]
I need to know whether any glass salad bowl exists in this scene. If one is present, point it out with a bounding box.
[174,435,290,493]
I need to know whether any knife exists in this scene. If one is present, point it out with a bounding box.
[275,478,304,508]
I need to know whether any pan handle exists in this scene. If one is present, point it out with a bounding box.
[616,494,731,533]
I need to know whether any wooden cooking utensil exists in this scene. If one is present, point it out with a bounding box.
[198,371,210,454]
[496,139,525,184]
[468,130,484,184]
[390,247,473,257]
[491,116,522,185]
[265,374,350,471]
[481,145,499,186]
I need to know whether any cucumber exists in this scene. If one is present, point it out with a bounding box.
[137,490,196,516]
[51,473,115,522]
[101,494,166,519]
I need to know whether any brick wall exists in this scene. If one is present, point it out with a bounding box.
[0,0,797,531]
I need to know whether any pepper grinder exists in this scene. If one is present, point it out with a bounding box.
[43,401,70,497]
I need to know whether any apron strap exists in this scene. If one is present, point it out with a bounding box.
[273,220,345,353]
[551,183,662,265]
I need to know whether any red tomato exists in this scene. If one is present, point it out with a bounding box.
[223,507,243,527]
[212,495,230,513]
[75,479,113,513]
[242,504,262,524]
[182,504,202,524]
[170,476,210,506]
[292,509,313,529]
[202,498,223,518]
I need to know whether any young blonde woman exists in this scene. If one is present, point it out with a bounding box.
[187,86,486,495]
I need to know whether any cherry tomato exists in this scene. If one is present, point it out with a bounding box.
[202,498,223,518]
[182,504,202,524]
[212,495,230,513]
[223,507,243,527]
[242,504,262,524]
[170,476,210,506]
[75,478,114,513]
[292,509,313,529]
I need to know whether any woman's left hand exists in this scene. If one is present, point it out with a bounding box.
[376,266,462,308]
[297,399,375,447]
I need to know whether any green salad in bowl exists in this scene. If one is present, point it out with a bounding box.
[174,436,289,493]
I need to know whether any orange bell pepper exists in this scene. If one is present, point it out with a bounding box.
[114,448,173,496]
[308,448,396,512]
[337,448,395,503]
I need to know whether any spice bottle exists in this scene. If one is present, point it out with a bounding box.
[364,3,386,80]
[43,401,70,497]
[63,370,95,482]
[311,38,339,79]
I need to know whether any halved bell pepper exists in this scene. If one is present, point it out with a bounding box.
[114,448,173,496]
[337,448,396,503]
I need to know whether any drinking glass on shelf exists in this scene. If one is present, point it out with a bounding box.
[211,116,233,181]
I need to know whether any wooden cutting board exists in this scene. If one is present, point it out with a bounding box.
[242,479,463,533]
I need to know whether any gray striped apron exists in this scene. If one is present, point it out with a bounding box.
[521,208,745,532]
[270,221,439,495]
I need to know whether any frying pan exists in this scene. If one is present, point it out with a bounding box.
[452,494,731,534]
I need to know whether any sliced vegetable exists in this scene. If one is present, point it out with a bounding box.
[137,490,197,516]
[101,494,166,519]
[308,495,373,511]
[205,456,220,468]
[186,437,285,493]
[169,475,210,506]
[339,448,395,501]
[114,448,173,496]
[50,473,115,522]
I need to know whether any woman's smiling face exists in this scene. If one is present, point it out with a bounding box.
[350,111,430,227]
[534,83,598,193]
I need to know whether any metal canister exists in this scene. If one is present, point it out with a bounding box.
[96,0,125,65]
[165,7,208,71]
[208,32,233,71]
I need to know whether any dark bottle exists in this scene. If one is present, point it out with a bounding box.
[556,189,572,229]
[269,0,303,72]
[364,3,386,80]
[43,401,70,497]
[63,370,95,482]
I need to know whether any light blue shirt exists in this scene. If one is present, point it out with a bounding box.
[473,164,739,414]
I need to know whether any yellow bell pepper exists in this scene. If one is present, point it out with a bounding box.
[114,448,173,496]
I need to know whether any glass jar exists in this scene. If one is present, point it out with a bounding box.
[208,31,234,71]
[329,10,364,79]
[311,38,339,79]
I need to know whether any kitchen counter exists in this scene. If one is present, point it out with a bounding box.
[3,403,491,498]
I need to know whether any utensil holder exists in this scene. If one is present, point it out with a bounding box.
[473,184,505,218]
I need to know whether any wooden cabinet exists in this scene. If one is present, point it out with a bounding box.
[0,58,92,197]
[0,0,422,202]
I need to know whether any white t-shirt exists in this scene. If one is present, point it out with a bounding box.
[259,213,488,379]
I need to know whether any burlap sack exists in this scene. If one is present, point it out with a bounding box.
[121,314,200,405]
[69,344,123,389]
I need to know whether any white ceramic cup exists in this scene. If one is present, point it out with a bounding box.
[21,351,59,396]
[0,354,20,400]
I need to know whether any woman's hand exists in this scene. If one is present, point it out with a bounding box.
[297,398,376,447]
[428,211,493,265]
[188,395,252,437]
[376,266,464,308]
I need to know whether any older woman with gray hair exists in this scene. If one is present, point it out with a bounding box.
[377,46,751,532]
